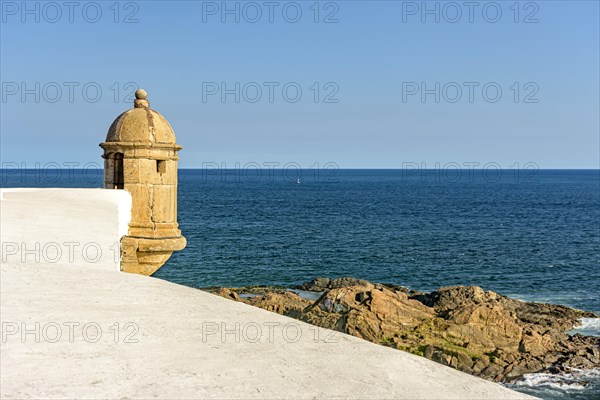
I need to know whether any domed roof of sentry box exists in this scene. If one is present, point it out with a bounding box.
[105,89,176,144]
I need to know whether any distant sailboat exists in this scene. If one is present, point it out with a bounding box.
[296,178,301,184]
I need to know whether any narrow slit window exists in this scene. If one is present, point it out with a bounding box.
[113,153,124,189]
[156,160,167,174]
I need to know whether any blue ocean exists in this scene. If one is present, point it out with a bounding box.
[2,168,599,398]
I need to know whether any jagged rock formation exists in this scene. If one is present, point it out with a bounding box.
[212,278,599,383]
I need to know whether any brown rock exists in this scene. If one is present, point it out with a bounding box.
[211,278,600,384]
[472,357,490,374]
[519,329,551,356]
[481,364,504,379]
[215,288,239,301]
[299,277,373,292]
[245,292,312,317]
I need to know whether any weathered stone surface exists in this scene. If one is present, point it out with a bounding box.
[215,288,240,301]
[100,89,186,275]
[299,277,373,291]
[212,278,600,383]
[246,292,312,317]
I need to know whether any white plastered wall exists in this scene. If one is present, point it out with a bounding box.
[0,188,131,271]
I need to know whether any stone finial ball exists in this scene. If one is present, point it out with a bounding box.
[135,89,148,100]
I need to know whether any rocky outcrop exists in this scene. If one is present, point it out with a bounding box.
[210,278,600,383]
[299,277,374,292]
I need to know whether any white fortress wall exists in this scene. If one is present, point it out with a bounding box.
[0,260,536,399]
[0,188,131,271]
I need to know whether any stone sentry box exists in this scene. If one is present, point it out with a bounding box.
[100,89,186,275]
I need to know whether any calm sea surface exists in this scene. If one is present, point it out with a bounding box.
[3,168,599,398]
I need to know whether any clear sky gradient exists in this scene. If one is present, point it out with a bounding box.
[1,0,599,168]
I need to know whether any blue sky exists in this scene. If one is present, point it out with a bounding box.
[1,0,599,168]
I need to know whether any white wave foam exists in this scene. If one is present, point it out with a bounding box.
[579,318,600,330]
[512,368,600,391]
[569,318,600,337]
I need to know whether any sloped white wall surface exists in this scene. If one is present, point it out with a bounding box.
[0,188,131,271]
[0,261,535,399]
